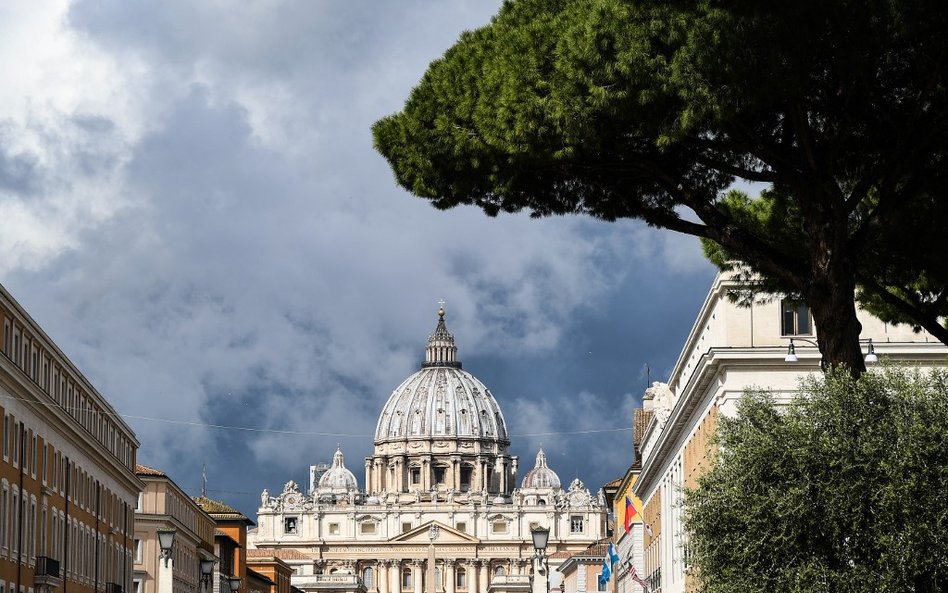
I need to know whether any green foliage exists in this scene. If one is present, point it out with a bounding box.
[373,0,948,365]
[685,367,948,593]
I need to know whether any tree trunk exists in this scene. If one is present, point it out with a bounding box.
[805,267,867,377]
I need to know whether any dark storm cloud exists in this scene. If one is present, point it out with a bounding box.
[2,0,716,515]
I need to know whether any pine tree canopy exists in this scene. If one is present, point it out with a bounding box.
[372,0,948,375]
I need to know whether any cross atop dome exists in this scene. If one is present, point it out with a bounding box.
[423,305,461,369]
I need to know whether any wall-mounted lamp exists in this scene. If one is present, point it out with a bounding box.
[784,337,879,364]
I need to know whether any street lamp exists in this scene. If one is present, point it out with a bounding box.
[157,527,176,567]
[200,560,216,592]
[530,526,550,593]
[531,526,549,556]
[228,577,242,593]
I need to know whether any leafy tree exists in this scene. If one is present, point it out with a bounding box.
[684,367,948,593]
[372,0,948,375]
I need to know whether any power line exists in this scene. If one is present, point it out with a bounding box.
[1,392,633,440]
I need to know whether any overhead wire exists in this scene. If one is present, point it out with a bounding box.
[0,391,633,439]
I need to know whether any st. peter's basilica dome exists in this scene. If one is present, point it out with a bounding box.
[374,308,509,445]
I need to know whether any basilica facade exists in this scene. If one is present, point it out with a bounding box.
[248,309,607,593]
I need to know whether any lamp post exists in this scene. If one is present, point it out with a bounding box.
[228,577,242,593]
[200,559,216,593]
[157,527,176,593]
[530,527,550,593]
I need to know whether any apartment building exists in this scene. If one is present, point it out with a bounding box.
[0,282,142,593]
[632,271,948,593]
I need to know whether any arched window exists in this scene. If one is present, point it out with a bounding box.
[402,568,412,589]
[456,568,467,589]
[494,565,506,576]
[363,567,374,589]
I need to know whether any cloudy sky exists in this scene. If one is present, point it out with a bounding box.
[0,0,716,517]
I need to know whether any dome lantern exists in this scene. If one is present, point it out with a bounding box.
[422,306,461,369]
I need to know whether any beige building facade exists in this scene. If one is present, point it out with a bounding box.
[249,309,608,593]
[632,271,948,593]
[133,465,216,593]
[0,282,142,593]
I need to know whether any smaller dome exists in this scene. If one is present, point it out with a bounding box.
[521,448,561,490]
[318,447,359,493]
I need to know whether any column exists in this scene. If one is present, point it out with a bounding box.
[451,457,460,491]
[469,561,479,593]
[479,562,489,593]
[422,456,431,491]
[392,561,402,593]
[366,458,373,494]
[380,562,389,593]
[413,561,424,593]
[445,560,456,593]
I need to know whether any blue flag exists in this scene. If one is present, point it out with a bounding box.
[601,558,612,583]
[608,542,621,567]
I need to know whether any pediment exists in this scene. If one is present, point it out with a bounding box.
[388,520,478,543]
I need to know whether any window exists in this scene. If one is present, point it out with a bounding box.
[410,467,421,485]
[1,486,7,551]
[133,579,143,593]
[2,415,7,459]
[491,521,507,534]
[570,516,584,534]
[455,522,466,533]
[402,568,412,589]
[434,466,446,485]
[284,517,298,534]
[781,300,812,335]
[328,523,340,535]
[362,568,374,588]
[494,566,506,576]
[460,467,472,491]
[360,522,377,535]
[597,574,607,591]
[456,569,466,589]
[401,522,412,533]
[136,493,143,512]
[135,539,143,563]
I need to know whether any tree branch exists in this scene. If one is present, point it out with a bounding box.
[858,276,948,345]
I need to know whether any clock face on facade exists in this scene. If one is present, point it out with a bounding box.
[285,492,301,507]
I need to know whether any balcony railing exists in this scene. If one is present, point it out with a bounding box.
[34,557,63,591]
[36,557,60,577]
